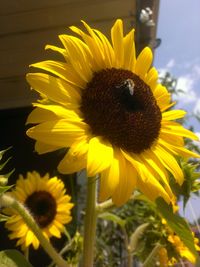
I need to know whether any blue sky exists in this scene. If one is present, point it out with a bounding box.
[154,1,200,223]
[154,0,200,132]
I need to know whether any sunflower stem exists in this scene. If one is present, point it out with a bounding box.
[82,176,97,267]
[1,194,69,267]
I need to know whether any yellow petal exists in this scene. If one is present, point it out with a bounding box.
[25,230,34,247]
[140,149,169,185]
[27,103,81,125]
[81,21,109,69]
[87,137,113,177]
[159,132,184,147]
[180,249,196,263]
[153,84,171,110]
[59,34,92,82]
[35,141,61,154]
[58,137,88,174]
[162,110,186,120]
[145,67,158,89]
[32,236,40,250]
[136,175,172,203]
[111,19,124,68]
[45,44,66,58]
[26,73,81,108]
[48,224,61,238]
[93,28,115,68]
[123,29,136,71]
[153,144,184,185]
[27,119,88,147]
[70,24,103,71]
[140,149,175,199]
[121,150,172,203]
[159,139,200,159]
[31,60,85,89]
[112,158,137,206]
[161,121,199,140]
[135,47,153,79]
[99,149,121,202]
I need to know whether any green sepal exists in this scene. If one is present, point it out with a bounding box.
[156,198,198,260]
[170,159,200,208]
[0,147,12,162]
[0,250,33,267]
[0,185,13,196]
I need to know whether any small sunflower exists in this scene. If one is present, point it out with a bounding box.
[26,19,200,206]
[168,233,200,264]
[4,171,73,250]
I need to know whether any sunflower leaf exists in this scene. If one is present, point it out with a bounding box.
[98,212,126,227]
[156,197,199,260]
[143,243,162,267]
[0,250,33,267]
[129,223,149,252]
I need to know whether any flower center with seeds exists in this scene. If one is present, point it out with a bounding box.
[25,191,57,228]
[81,68,161,153]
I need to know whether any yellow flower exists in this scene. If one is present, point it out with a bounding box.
[4,171,73,250]
[168,233,200,263]
[158,247,168,267]
[26,19,200,206]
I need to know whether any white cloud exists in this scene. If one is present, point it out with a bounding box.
[166,58,175,68]
[194,99,200,114]
[192,132,200,149]
[158,60,200,111]
[158,58,176,78]
[175,75,197,104]
[193,64,200,77]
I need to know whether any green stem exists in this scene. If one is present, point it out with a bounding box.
[82,176,97,267]
[24,247,29,261]
[143,243,162,267]
[121,226,133,267]
[1,194,69,267]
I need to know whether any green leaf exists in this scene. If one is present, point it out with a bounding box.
[0,185,13,196]
[0,250,33,267]
[196,257,200,267]
[98,212,126,227]
[129,223,149,252]
[156,198,198,260]
[143,243,162,267]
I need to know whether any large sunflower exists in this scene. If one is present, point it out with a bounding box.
[4,171,73,250]
[26,19,199,206]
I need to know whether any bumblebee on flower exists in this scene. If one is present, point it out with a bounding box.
[26,19,200,207]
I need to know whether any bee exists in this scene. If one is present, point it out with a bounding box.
[116,79,135,96]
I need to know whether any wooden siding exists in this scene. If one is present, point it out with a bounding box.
[0,0,136,109]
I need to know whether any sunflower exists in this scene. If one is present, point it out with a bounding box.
[4,171,73,250]
[168,233,200,264]
[158,234,200,266]
[26,19,200,206]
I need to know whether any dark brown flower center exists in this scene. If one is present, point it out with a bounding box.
[81,68,161,153]
[25,191,57,228]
